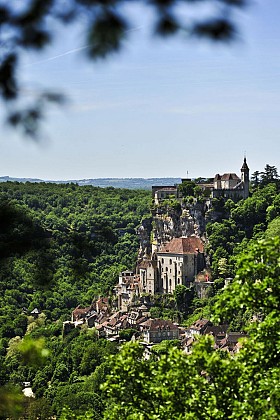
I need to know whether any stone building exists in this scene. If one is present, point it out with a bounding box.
[151,157,250,203]
[156,236,205,293]
[137,236,205,295]
[114,271,141,311]
[212,157,250,199]
[138,259,159,295]
[139,318,179,343]
[152,185,178,205]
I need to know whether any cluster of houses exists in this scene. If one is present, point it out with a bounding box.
[63,159,250,354]
[64,296,246,354]
[64,297,179,344]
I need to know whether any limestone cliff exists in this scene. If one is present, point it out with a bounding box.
[138,199,209,256]
[137,216,152,260]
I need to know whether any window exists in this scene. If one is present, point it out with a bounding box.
[169,259,172,265]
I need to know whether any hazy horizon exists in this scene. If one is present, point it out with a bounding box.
[1,1,280,180]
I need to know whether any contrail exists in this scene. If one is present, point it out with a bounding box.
[24,26,143,67]
[24,45,89,67]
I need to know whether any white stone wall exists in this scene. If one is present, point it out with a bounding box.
[157,253,196,293]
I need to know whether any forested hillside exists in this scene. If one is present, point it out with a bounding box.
[102,170,280,419]
[0,181,150,319]
[1,169,280,418]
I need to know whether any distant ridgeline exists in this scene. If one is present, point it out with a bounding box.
[0,176,182,190]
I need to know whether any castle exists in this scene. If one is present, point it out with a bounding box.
[212,157,249,200]
[153,157,250,203]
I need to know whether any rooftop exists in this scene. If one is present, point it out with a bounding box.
[159,236,204,255]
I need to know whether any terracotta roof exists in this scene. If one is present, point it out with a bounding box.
[96,297,109,312]
[72,305,91,317]
[140,318,178,331]
[159,236,204,255]
[219,332,247,349]
[190,319,211,331]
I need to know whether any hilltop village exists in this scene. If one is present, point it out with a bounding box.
[64,158,250,353]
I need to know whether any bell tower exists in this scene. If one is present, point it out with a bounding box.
[241,157,249,199]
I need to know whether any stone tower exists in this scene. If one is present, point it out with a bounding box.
[241,157,249,199]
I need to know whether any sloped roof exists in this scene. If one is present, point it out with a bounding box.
[204,325,229,337]
[220,173,240,181]
[158,236,204,255]
[190,318,211,331]
[72,305,91,317]
[140,318,178,331]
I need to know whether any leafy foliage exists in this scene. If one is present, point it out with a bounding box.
[103,237,280,419]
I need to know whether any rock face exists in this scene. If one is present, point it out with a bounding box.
[150,200,209,252]
[137,216,153,260]
[137,198,210,263]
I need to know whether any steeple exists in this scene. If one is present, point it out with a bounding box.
[240,157,249,198]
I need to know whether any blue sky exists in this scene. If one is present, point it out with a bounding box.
[1,0,280,180]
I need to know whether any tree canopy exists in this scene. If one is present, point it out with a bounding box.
[103,237,280,419]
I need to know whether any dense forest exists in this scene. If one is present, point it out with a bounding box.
[1,165,280,419]
[0,182,150,418]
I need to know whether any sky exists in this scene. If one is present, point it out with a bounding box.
[1,0,280,181]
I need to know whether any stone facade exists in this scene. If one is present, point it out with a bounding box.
[212,158,250,200]
[114,271,141,311]
[140,318,179,343]
[137,236,206,295]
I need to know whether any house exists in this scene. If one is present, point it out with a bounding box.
[137,236,206,295]
[71,304,98,324]
[138,259,159,294]
[139,318,179,343]
[203,325,229,346]
[114,271,141,311]
[187,319,212,337]
[219,332,247,353]
[95,297,109,314]
[30,308,40,319]
[183,336,195,354]
[152,186,178,205]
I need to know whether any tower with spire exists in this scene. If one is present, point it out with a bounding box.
[241,157,249,198]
